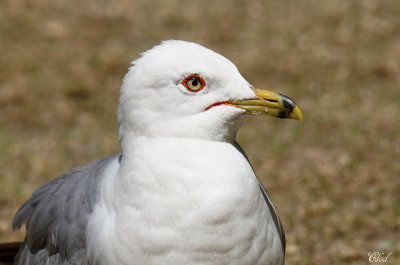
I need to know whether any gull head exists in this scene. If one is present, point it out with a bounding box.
[118,40,303,143]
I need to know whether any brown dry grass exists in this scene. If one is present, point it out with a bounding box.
[1,0,399,264]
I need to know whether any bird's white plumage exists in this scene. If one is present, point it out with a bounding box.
[117,40,254,143]
[85,40,284,265]
[88,138,282,265]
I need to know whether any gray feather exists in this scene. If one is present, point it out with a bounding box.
[13,154,121,264]
[233,142,286,254]
[15,243,90,265]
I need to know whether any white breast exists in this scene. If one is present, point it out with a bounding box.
[87,137,283,265]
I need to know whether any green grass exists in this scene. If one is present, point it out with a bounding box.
[1,0,399,264]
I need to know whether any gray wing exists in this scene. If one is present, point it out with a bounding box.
[12,153,121,265]
[233,142,286,254]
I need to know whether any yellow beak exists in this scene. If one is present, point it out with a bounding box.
[229,88,304,121]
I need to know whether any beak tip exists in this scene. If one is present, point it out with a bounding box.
[291,106,304,122]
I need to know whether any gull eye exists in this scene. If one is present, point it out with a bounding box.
[182,74,206,92]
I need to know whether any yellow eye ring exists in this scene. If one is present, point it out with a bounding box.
[182,74,206,92]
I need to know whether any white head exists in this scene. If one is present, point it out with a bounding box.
[118,40,255,143]
[118,40,303,146]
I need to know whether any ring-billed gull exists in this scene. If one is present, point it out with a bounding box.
[12,40,303,265]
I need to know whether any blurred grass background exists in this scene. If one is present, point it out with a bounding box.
[1,0,399,264]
